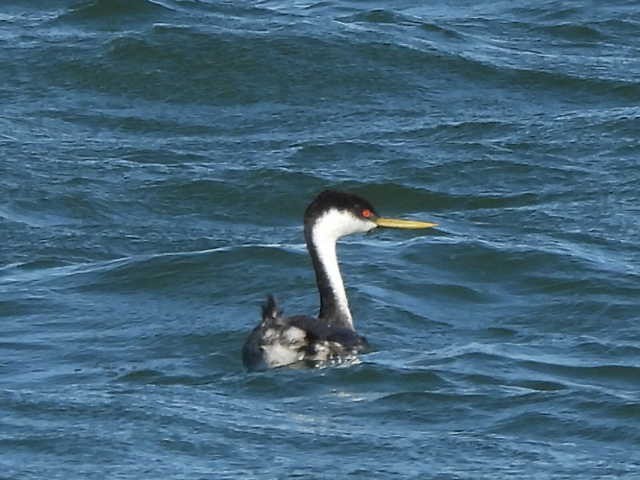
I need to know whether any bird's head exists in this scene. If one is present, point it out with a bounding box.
[304,190,437,241]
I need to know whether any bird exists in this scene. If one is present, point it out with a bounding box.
[242,190,437,371]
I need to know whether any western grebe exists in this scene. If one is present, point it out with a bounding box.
[242,190,437,371]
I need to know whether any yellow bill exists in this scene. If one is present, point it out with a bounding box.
[374,217,438,229]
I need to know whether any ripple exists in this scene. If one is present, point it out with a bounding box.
[341,181,548,214]
[493,410,640,444]
[116,368,219,386]
[0,243,302,289]
[60,0,174,22]
[534,22,607,41]
[341,9,418,26]
[520,360,640,389]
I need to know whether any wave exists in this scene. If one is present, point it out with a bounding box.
[493,409,640,444]
[339,8,464,40]
[59,0,174,22]
[0,243,305,290]
[0,193,112,228]
[521,360,640,389]
[38,11,640,108]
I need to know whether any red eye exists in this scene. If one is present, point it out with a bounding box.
[361,209,373,218]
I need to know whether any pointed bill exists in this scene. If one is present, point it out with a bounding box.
[374,217,438,229]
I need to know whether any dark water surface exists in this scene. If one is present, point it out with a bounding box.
[2,0,640,478]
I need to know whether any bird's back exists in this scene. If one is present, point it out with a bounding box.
[242,296,368,371]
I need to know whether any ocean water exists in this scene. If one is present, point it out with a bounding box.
[1,0,639,477]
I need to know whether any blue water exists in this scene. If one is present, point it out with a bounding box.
[1,0,640,478]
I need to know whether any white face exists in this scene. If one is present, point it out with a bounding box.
[313,208,377,241]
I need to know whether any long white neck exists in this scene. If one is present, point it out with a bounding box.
[311,224,352,327]
[304,209,376,329]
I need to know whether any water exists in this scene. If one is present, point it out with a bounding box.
[1,0,639,477]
